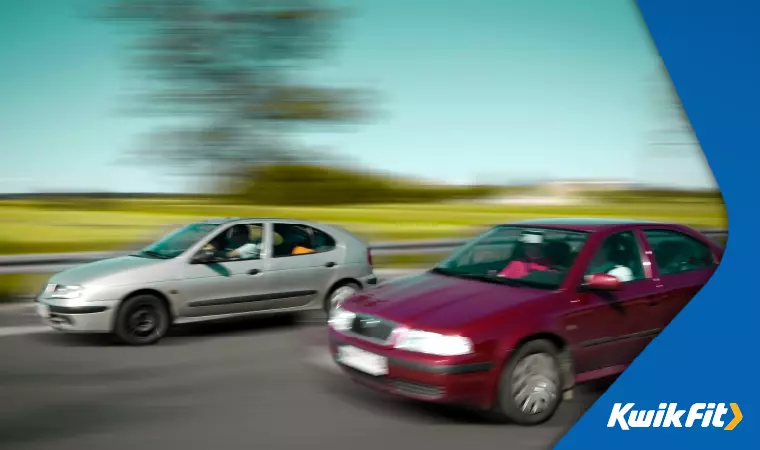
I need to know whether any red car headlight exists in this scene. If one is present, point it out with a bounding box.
[393,327,473,356]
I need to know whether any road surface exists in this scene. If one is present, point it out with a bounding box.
[0,302,611,450]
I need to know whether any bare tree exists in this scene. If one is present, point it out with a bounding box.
[100,0,371,176]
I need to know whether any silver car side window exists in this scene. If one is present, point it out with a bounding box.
[311,227,337,253]
[272,223,316,258]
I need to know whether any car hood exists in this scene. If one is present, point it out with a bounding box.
[348,271,552,330]
[49,255,169,286]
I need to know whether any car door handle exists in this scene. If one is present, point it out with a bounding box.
[248,269,261,275]
[325,262,337,268]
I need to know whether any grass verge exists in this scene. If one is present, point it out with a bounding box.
[0,199,727,255]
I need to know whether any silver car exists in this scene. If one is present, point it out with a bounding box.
[35,217,376,345]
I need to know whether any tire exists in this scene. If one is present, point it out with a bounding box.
[113,294,171,346]
[324,282,360,315]
[493,339,563,425]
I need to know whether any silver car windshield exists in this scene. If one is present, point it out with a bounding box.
[133,223,220,259]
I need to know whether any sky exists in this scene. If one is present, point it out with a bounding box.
[0,0,717,193]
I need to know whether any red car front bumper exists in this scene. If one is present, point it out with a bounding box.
[328,328,498,409]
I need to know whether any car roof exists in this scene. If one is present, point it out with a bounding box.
[502,218,665,232]
[198,217,314,225]
[195,217,361,240]
[198,217,370,248]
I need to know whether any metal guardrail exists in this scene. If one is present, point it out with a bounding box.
[0,229,727,275]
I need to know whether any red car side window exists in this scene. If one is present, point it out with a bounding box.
[643,229,716,276]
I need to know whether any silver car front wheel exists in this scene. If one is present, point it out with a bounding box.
[113,294,170,346]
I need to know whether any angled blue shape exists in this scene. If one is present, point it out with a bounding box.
[557,1,760,448]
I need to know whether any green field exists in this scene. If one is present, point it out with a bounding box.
[0,198,727,301]
[0,198,727,254]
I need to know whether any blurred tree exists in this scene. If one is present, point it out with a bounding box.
[229,163,501,206]
[100,0,370,177]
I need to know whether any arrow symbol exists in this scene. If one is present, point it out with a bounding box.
[724,403,742,430]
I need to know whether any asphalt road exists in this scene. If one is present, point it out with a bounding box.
[0,302,612,450]
[0,264,610,449]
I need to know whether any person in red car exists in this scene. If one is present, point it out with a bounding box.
[499,231,553,278]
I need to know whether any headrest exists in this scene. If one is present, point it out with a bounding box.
[519,232,544,244]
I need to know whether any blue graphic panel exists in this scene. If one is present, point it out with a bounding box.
[557,1,759,448]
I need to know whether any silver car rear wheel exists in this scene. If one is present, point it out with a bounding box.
[326,283,359,314]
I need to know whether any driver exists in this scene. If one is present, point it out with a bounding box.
[498,232,553,278]
[227,225,262,259]
[204,225,262,260]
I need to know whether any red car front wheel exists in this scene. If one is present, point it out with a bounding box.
[493,339,563,425]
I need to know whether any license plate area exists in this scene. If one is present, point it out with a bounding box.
[337,345,388,376]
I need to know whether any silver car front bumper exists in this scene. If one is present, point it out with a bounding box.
[35,298,119,333]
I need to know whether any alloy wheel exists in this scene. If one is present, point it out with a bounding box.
[510,353,560,415]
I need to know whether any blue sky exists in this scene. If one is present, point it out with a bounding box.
[0,0,716,193]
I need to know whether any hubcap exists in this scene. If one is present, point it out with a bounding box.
[330,286,357,311]
[128,306,159,338]
[510,353,560,415]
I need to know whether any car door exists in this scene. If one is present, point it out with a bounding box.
[176,222,277,318]
[265,222,341,310]
[564,229,660,374]
[640,228,720,330]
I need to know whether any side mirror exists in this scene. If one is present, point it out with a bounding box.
[191,249,218,264]
[582,273,622,291]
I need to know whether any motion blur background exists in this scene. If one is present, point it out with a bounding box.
[0,0,724,299]
[0,1,727,449]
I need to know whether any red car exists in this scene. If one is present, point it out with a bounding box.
[328,219,723,425]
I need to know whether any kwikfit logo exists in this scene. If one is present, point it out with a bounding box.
[607,403,743,431]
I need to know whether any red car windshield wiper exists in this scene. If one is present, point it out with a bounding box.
[457,273,532,287]
[432,268,529,287]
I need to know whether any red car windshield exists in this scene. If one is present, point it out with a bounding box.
[434,225,590,290]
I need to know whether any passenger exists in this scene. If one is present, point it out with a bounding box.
[292,244,315,255]
[499,232,553,278]
[587,235,634,282]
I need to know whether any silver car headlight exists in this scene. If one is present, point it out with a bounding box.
[49,285,86,300]
[328,306,356,331]
[393,328,473,356]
